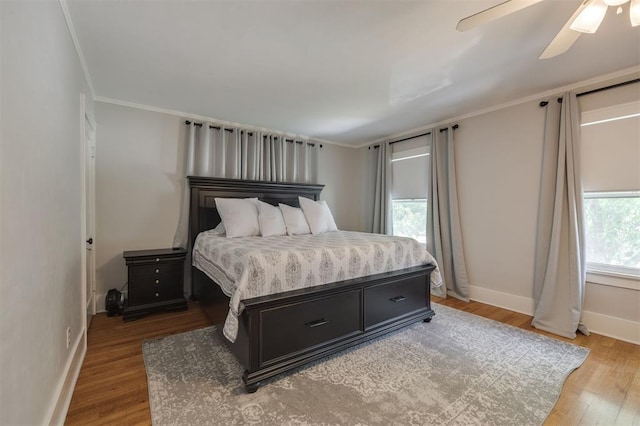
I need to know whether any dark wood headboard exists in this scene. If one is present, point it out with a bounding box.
[188,176,324,299]
[188,176,324,248]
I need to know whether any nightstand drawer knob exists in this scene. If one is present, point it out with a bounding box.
[155,279,159,284]
[156,258,160,262]
[155,268,160,274]
[155,292,159,297]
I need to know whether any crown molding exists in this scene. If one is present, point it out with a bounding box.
[59,0,95,98]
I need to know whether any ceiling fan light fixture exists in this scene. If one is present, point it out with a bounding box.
[570,0,608,33]
[631,0,640,25]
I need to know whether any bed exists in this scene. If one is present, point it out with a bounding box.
[188,176,438,392]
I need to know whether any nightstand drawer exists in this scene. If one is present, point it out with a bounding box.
[128,275,183,305]
[130,262,182,279]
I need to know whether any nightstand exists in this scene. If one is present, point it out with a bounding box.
[122,248,188,321]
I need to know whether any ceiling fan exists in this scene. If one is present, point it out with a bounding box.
[456,0,640,59]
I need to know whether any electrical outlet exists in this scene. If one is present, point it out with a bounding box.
[66,327,71,349]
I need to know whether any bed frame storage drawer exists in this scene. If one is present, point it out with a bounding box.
[259,289,362,365]
[364,275,428,329]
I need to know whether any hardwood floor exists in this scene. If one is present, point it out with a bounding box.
[65,298,639,425]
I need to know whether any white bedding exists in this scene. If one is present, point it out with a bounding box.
[192,230,442,342]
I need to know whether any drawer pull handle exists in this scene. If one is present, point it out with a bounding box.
[155,292,159,297]
[155,279,159,284]
[390,296,407,303]
[156,258,160,262]
[155,268,160,274]
[306,318,329,328]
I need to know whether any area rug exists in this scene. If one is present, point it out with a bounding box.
[142,303,589,425]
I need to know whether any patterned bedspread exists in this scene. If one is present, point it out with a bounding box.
[193,230,442,342]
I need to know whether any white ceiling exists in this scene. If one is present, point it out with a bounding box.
[66,0,640,146]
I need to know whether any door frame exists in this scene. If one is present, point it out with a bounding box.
[80,92,97,335]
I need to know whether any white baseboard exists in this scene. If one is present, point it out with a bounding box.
[96,292,106,313]
[86,292,95,313]
[467,285,639,345]
[581,310,640,345]
[45,330,87,425]
[468,285,535,316]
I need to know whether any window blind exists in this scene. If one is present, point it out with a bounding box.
[580,86,640,192]
[391,136,429,199]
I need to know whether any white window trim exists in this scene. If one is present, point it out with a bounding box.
[586,269,640,291]
[584,190,640,199]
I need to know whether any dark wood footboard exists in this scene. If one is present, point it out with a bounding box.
[197,263,435,392]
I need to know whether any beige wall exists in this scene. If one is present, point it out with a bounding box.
[451,91,639,341]
[95,103,187,306]
[0,1,94,423]
[94,102,365,306]
[455,100,545,299]
[317,142,367,232]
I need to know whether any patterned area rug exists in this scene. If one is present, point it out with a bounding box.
[143,303,589,425]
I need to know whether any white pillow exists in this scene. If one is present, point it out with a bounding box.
[257,200,287,237]
[210,222,225,235]
[279,203,311,236]
[298,196,338,234]
[214,197,260,238]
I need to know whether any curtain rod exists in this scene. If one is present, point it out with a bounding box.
[185,120,321,146]
[539,78,640,107]
[260,135,304,144]
[389,131,431,145]
[185,120,233,132]
[369,124,459,149]
[284,138,321,148]
[577,78,640,98]
[439,124,459,132]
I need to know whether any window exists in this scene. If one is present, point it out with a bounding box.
[390,136,429,245]
[581,89,639,281]
[392,199,427,245]
[584,191,640,276]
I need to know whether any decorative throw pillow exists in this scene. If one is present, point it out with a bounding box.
[257,200,287,237]
[214,197,260,238]
[298,196,338,234]
[279,203,311,236]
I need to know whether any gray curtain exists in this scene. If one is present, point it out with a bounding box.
[532,92,589,339]
[372,142,392,234]
[427,127,470,300]
[172,122,318,248]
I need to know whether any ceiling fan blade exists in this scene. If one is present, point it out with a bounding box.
[456,0,546,31]
[539,0,594,59]
[538,28,581,58]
